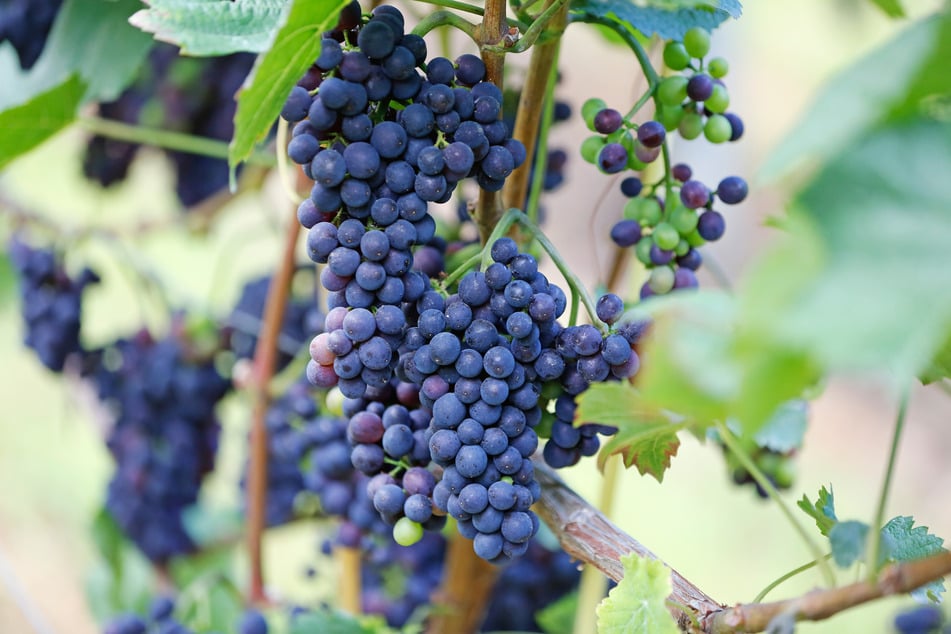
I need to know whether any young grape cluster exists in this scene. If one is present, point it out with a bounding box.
[9,237,99,373]
[86,327,232,561]
[579,26,747,297]
[0,0,62,69]
[83,45,255,208]
[893,604,947,634]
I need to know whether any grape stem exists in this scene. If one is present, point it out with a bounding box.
[714,422,836,589]
[244,176,305,605]
[411,10,479,40]
[79,116,275,167]
[523,45,559,227]
[865,388,910,581]
[484,0,569,54]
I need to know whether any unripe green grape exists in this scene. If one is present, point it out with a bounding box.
[626,153,647,171]
[652,222,680,250]
[656,105,686,131]
[648,266,676,294]
[670,206,698,234]
[623,197,644,220]
[683,27,711,59]
[773,458,796,489]
[685,228,706,247]
[679,112,704,140]
[580,135,605,163]
[634,239,653,265]
[705,84,730,114]
[674,239,691,256]
[393,517,423,546]
[325,387,345,417]
[582,98,607,131]
[657,76,688,106]
[640,198,663,225]
[704,114,732,143]
[708,56,729,78]
[617,130,636,150]
[663,41,690,70]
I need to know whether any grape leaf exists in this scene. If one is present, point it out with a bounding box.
[130,0,289,56]
[890,11,951,120]
[230,0,349,171]
[0,252,15,308]
[754,400,808,453]
[598,420,682,482]
[869,0,905,18]
[571,0,738,41]
[596,554,679,634]
[920,333,951,384]
[761,14,945,182]
[829,520,871,567]
[0,75,85,169]
[178,576,244,634]
[574,381,656,427]
[797,486,837,537]
[881,516,947,603]
[289,609,374,634]
[536,591,579,634]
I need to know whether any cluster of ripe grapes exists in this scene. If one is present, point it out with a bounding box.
[0,0,62,69]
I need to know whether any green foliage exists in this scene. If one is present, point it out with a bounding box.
[0,253,14,306]
[85,510,155,619]
[762,13,949,182]
[536,591,579,634]
[882,516,947,602]
[130,0,288,56]
[829,521,871,567]
[289,609,377,634]
[797,486,838,537]
[0,75,85,170]
[869,0,906,18]
[754,400,808,453]
[177,575,244,633]
[596,554,679,634]
[571,0,739,41]
[230,0,349,172]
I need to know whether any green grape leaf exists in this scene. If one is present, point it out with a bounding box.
[829,520,870,568]
[130,0,289,56]
[761,15,945,182]
[289,609,375,634]
[869,0,905,18]
[920,332,951,384]
[797,486,837,537]
[574,381,656,427]
[230,0,349,171]
[91,508,124,577]
[890,11,951,120]
[536,591,579,634]
[596,554,679,634]
[0,252,14,306]
[598,419,682,482]
[571,0,738,41]
[0,74,85,169]
[881,516,947,602]
[754,400,808,453]
[178,576,244,634]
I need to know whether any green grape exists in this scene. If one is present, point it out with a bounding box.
[657,76,688,106]
[634,239,653,265]
[580,135,605,163]
[393,517,423,546]
[708,56,729,78]
[683,27,711,59]
[325,387,345,417]
[705,84,730,114]
[704,114,732,143]
[670,206,698,234]
[648,266,675,294]
[674,239,691,256]
[663,41,690,70]
[652,222,680,250]
[626,153,647,171]
[616,130,635,148]
[679,112,704,140]
[640,198,663,225]
[623,197,644,221]
[656,105,685,131]
[582,98,607,131]
[685,228,706,247]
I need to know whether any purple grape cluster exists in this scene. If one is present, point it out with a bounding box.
[86,327,232,562]
[0,0,62,69]
[9,237,99,373]
[893,604,946,634]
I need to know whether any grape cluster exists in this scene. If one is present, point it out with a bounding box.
[396,238,567,561]
[542,295,643,468]
[86,326,232,561]
[83,45,255,208]
[724,441,797,499]
[0,0,62,69]
[577,26,747,297]
[9,237,99,373]
[103,596,195,634]
[893,604,947,634]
